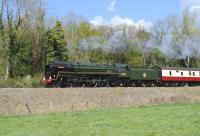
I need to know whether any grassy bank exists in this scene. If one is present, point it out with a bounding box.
[0,103,200,136]
[0,74,43,88]
[1,87,200,115]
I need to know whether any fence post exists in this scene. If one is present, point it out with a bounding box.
[25,103,31,114]
[86,101,89,110]
[50,101,53,112]
[71,103,74,112]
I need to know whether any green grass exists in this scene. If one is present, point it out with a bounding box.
[0,104,200,136]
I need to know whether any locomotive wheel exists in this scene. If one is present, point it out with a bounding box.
[141,83,146,87]
[52,82,61,88]
[131,83,136,87]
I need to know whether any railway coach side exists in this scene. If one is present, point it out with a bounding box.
[161,67,200,85]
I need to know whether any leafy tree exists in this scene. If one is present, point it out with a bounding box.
[136,30,151,41]
[77,22,102,39]
[2,0,46,77]
[31,1,46,72]
[5,0,34,77]
[9,29,34,76]
[46,21,68,64]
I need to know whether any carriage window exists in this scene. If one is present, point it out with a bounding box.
[169,71,172,76]
[181,72,183,76]
[193,72,195,76]
[189,71,191,76]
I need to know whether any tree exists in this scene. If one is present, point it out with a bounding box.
[1,0,46,77]
[136,29,151,41]
[0,0,8,79]
[77,22,102,39]
[5,0,29,77]
[63,12,84,62]
[46,21,68,64]
[182,11,197,37]
[31,0,46,72]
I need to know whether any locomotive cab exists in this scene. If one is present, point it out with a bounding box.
[115,63,130,77]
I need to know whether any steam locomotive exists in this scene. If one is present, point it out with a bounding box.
[41,61,200,87]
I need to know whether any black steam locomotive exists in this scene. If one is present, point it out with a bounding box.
[41,61,200,87]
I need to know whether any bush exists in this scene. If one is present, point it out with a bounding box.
[0,74,43,88]
[31,80,41,88]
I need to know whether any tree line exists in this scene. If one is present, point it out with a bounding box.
[0,0,200,79]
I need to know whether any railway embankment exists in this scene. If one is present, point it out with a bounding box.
[1,87,200,115]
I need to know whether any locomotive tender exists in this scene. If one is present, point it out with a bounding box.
[41,61,200,87]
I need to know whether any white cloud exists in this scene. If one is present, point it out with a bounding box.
[90,15,153,31]
[134,20,153,30]
[181,0,200,21]
[109,15,134,26]
[181,0,200,10]
[89,16,105,26]
[107,0,116,12]
[188,5,200,17]
[189,5,200,12]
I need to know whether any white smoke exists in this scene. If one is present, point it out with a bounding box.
[78,30,129,52]
[140,0,200,60]
[142,34,176,58]
[79,30,200,60]
[179,37,200,58]
[143,34,200,59]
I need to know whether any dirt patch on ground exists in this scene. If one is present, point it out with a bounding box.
[1,87,200,115]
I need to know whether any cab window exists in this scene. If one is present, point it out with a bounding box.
[116,64,127,72]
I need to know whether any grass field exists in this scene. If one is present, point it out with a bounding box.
[1,103,200,136]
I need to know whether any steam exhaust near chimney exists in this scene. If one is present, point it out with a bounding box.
[187,56,190,65]
[185,56,190,68]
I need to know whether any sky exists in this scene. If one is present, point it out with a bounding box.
[44,0,200,27]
